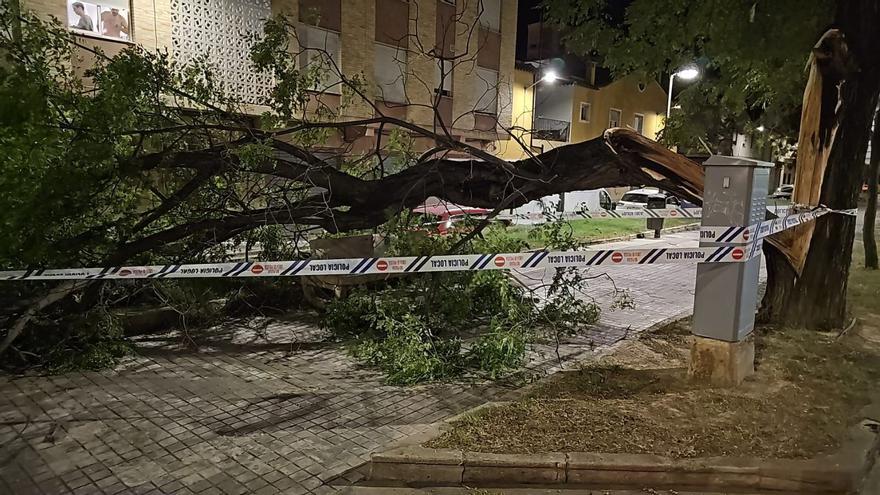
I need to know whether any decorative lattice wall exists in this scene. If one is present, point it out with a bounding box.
[171,0,273,104]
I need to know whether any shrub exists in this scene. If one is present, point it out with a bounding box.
[324,212,607,384]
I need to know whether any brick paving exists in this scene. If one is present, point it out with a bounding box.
[0,230,729,494]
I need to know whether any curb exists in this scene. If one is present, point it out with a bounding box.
[369,420,880,494]
[583,221,701,246]
[524,222,700,252]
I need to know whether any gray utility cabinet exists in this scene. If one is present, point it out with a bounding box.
[692,156,772,342]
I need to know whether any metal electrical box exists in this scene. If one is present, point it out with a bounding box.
[692,156,772,342]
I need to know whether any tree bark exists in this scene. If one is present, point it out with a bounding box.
[865,107,879,269]
[130,129,703,255]
[760,0,880,328]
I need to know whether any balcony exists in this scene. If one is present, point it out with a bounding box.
[533,117,570,142]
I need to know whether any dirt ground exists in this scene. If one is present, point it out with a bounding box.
[428,251,880,460]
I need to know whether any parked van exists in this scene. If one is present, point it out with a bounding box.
[508,189,614,223]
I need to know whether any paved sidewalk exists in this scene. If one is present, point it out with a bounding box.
[0,231,713,494]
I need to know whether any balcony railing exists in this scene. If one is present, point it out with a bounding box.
[533,117,570,142]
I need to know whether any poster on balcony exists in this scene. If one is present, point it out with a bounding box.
[68,2,98,35]
[67,1,130,41]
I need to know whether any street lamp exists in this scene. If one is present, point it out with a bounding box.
[527,69,558,89]
[666,65,700,120]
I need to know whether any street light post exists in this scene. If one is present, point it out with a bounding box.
[528,69,558,151]
[665,66,700,123]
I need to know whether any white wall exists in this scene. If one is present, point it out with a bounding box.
[733,133,760,159]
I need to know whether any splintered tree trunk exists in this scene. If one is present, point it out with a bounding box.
[760,0,880,328]
[865,108,879,269]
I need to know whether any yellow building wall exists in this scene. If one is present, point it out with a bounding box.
[25,0,517,145]
[569,74,666,143]
[496,69,536,160]
[497,69,667,163]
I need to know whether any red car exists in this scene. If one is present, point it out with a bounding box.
[412,202,494,235]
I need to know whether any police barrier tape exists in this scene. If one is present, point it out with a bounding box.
[6,205,849,282]
[497,207,702,222]
[699,206,857,245]
[1,244,765,281]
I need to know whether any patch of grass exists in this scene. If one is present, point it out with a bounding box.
[429,248,880,459]
[429,328,880,458]
[848,242,880,323]
[501,218,698,248]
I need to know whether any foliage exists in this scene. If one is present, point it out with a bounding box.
[10,309,131,372]
[541,0,833,151]
[324,210,611,384]
[324,224,533,384]
[0,8,324,366]
[0,8,623,378]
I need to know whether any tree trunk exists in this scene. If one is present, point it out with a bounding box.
[760,0,880,328]
[865,107,879,269]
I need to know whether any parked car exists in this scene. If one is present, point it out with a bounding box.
[771,184,794,199]
[617,188,683,210]
[412,203,505,235]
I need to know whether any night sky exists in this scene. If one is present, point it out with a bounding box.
[516,0,543,59]
[515,0,631,59]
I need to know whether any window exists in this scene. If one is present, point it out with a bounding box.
[633,113,645,135]
[621,192,649,204]
[608,108,622,128]
[435,59,453,96]
[299,0,341,32]
[375,0,409,47]
[479,0,501,32]
[375,44,407,103]
[298,24,342,93]
[579,102,591,123]
[600,190,613,211]
[474,67,498,114]
[67,0,131,41]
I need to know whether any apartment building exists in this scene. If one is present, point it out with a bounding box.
[496,18,667,199]
[496,64,667,159]
[24,0,517,152]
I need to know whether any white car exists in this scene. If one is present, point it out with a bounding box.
[617,188,681,210]
[771,184,794,199]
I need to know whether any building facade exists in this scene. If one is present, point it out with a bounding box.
[25,0,518,152]
[497,66,667,158]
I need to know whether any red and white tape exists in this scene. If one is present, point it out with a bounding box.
[4,205,847,282]
[1,245,763,281]
[699,206,855,245]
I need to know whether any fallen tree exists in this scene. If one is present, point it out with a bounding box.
[0,10,704,361]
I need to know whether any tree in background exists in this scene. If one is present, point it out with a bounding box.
[543,0,880,329]
[541,0,832,152]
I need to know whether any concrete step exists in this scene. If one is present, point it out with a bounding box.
[339,486,756,495]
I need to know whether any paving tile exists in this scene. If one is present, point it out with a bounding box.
[0,233,721,495]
